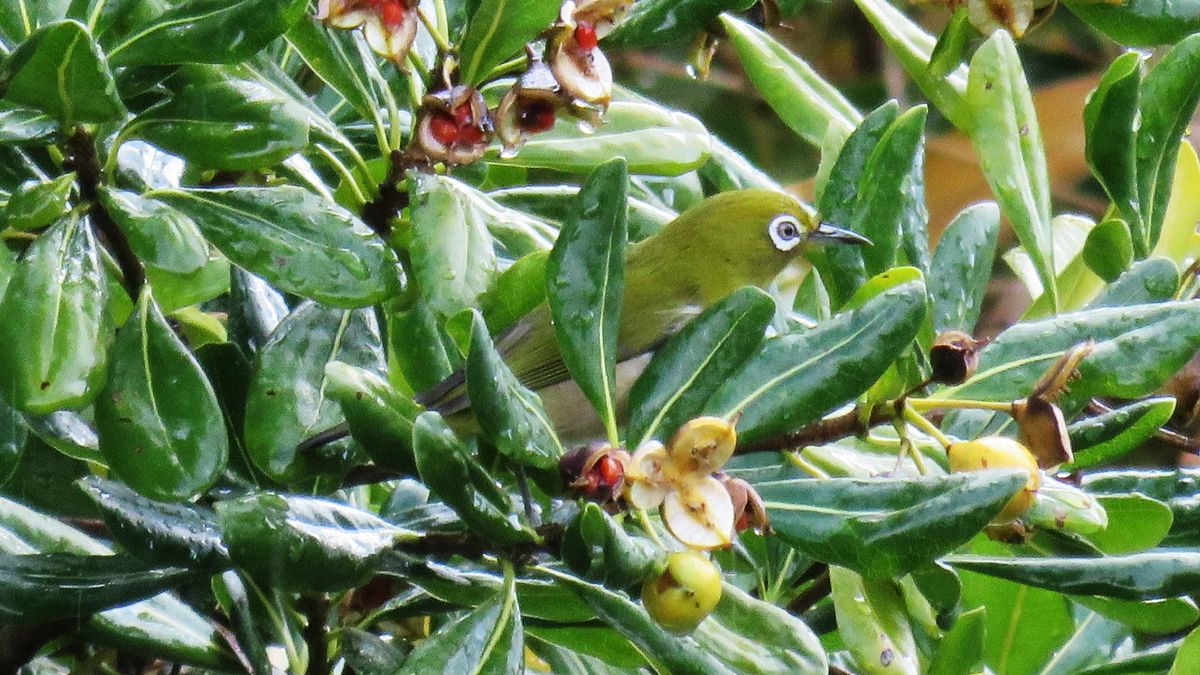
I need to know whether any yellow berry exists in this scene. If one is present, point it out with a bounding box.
[667,416,737,475]
[948,436,1041,522]
[641,551,722,633]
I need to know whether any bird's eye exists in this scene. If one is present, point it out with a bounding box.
[768,214,803,252]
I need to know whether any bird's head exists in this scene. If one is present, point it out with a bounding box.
[665,189,869,286]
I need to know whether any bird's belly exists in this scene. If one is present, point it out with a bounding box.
[538,354,651,444]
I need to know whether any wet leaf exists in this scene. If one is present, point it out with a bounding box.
[457,0,559,86]
[325,361,423,473]
[107,0,308,66]
[929,202,1000,334]
[0,20,125,125]
[948,550,1200,600]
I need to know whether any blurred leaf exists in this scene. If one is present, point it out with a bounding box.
[211,571,272,674]
[720,15,859,147]
[95,289,227,501]
[927,605,984,675]
[1040,611,1130,675]
[285,16,379,121]
[1085,495,1172,555]
[526,626,647,670]
[401,564,523,673]
[0,398,23,488]
[341,628,406,673]
[1084,52,1143,249]
[627,286,773,447]
[966,30,1056,310]
[244,302,383,484]
[0,20,124,125]
[706,281,926,444]
[489,101,710,175]
[77,476,229,568]
[458,0,558,85]
[1064,0,1200,46]
[1083,470,1200,547]
[0,104,58,145]
[387,301,458,394]
[153,186,400,307]
[0,0,68,46]
[948,550,1200,600]
[412,411,535,544]
[928,7,971,78]
[1152,142,1200,263]
[3,174,73,231]
[218,492,411,592]
[466,311,563,469]
[699,136,781,193]
[107,0,308,66]
[1083,219,1135,283]
[0,215,110,414]
[606,0,756,46]
[99,187,208,275]
[409,562,593,623]
[561,502,659,589]
[125,76,310,170]
[695,582,827,674]
[852,0,968,129]
[0,552,190,622]
[325,362,423,472]
[1066,397,1176,471]
[929,202,1000,334]
[1170,624,1200,674]
[1136,34,1200,249]
[488,185,672,242]
[479,250,549,334]
[755,470,1026,578]
[545,158,628,439]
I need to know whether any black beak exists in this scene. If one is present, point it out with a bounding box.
[809,222,872,246]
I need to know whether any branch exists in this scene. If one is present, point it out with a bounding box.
[301,595,330,675]
[396,524,564,560]
[359,150,414,240]
[735,407,894,454]
[1086,399,1200,456]
[65,127,144,300]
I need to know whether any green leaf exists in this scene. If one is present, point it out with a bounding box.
[1080,595,1200,635]
[325,362,423,473]
[409,562,593,623]
[966,30,1056,311]
[1083,494,1171,554]
[217,492,412,592]
[95,289,227,501]
[1083,219,1135,284]
[479,250,550,335]
[341,628,406,674]
[606,0,756,46]
[0,0,68,44]
[928,605,984,675]
[754,470,1027,578]
[107,0,308,66]
[947,550,1200,600]
[3,174,73,231]
[943,301,1200,406]
[545,158,628,441]
[0,20,124,125]
[928,7,971,78]
[695,582,827,674]
[77,476,229,568]
[245,302,383,484]
[1066,397,1176,471]
[627,286,773,447]
[488,185,673,243]
[152,186,400,307]
[0,552,191,622]
[1089,256,1179,309]
[830,566,918,675]
[545,569,736,675]
[466,311,563,469]
[929,202,1000,334]
[1171,624,1200,675]
[124,76,310,171]
[1083,470,1200,547]
[561,502,659,589]
[457,0,559,86]
[386,301,458,394]
[0,397,23,488]
[1064,0,1200,46]
[720,15,860,147]
[1084,52,1142,249]
[285,16,380,122]
[706,281,926,444]
[1136,34,1200,249]
[401,565,523,673]
[1024,475,1108,536]
[489,101,711,176]
[412,411,535,545]
[527,626,647,670]
[0,103,58,145]
[851,0,968,129]
[0,215,110,414]
[98,187,208,275]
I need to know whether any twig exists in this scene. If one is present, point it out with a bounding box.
[65,127,143,300]
[1086,399,1200,456]
[301,595,330,675]
[397,524,564,559]
[786,568,831,615]
[514,464,541,528]
[341,463,403,487]
[735,407,894,454]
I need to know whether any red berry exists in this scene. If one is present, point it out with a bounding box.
[380,1,405,27]
[518,101,557,132]
[574,21,598,51]
[453,102,474,127]
[458,124,484,145]
[596,455,623,486]
[428,113,459,145]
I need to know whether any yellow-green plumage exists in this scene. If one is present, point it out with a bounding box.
[429,188,859,426]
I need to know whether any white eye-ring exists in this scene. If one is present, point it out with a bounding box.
[768,214,803,252]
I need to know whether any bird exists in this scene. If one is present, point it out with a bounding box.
[302,188,869,451]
